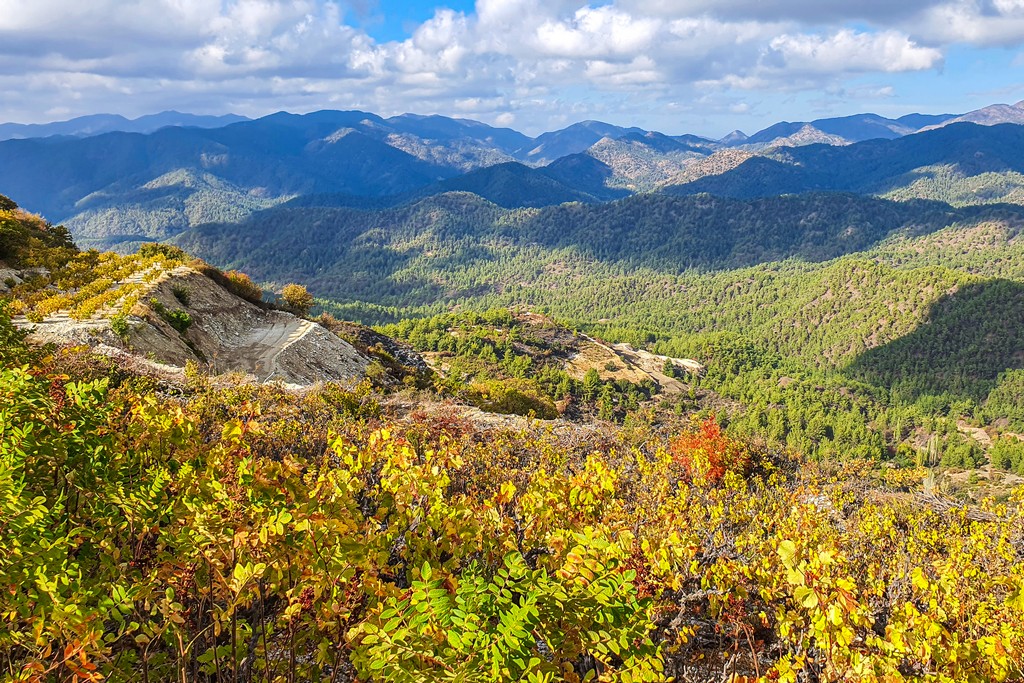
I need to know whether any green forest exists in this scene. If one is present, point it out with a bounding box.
[171,191,1024,451]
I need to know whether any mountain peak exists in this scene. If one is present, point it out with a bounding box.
[922,101,1024,130]
[719,130,749,144]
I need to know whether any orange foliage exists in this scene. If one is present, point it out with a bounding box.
[670,415,752,484]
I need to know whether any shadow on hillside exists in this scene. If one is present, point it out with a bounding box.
[541,155,632,201]
[280,157,634,213]
[845,279,1024,403]
[873,162,1024,204]
[176,191,1024,304]
[951,203,1024,236]
[174,199,487,306]
[500,193,1024,269]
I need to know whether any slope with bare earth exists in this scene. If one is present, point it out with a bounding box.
[562,334,702,394]
[922,101,1024,130]
[129,268,372,385]
[18,265,372,386]
[657,148,756,187]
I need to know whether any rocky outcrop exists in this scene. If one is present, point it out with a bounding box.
[19,266,372,387]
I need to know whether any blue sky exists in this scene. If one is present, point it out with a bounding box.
[355,0,478,41]
[2,0,1024,137]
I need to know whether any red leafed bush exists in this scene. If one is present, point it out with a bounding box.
[670,416,752,484]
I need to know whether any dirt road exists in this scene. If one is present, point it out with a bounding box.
[229,316,315,380]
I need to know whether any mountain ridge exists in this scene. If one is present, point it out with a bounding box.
[0,111,250,141]
[664,122,1024,202]
[5,105,1024,251]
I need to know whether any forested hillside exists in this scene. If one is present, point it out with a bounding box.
[0,124,453,249]
[4,104,1024,681]
[169,190,1024,460]
[175,192,985,279]
[9,108,1024,253]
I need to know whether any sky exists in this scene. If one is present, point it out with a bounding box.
[2,0,1024,137]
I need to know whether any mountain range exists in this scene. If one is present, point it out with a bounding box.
[6,101,1024,458]
[665,122,1024,203]
[3,101,1024,250]
[0,111,250,141]
[9,100,1023,148]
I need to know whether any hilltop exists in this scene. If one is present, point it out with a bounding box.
[3,193,724,425]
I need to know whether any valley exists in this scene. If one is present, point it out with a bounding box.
[6,104,1024,473]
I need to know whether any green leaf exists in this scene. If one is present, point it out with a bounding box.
[447,630,463,649]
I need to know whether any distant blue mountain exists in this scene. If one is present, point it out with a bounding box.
[895,113,957,129]
[0,111,250,141]
[516,121,649,164]
[739,112,959,146]
[666,122,1024,200]
[2,105,1020,252]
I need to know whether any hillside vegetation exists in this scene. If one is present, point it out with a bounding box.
[174,192,1024,388]
[175,191,985,283]
[164,190,1024,467]
[0,195,76,267]
[0,195,378,387]
[4,124,1024,683]
[2,312,1022,682]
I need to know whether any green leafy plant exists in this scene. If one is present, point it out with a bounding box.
[150,297,192,333]
[351,552,664,682]
[110,314,130,340]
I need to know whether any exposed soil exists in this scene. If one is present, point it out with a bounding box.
[957,419,993,448]
[16,266,371,387]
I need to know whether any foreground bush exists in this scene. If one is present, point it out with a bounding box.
[1,326,1022,682]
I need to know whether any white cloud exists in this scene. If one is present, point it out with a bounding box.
[617,0,937,22]
[769,29,943,73]
[584,56,662,87]
[532,6,660,59]
[912,0,1024,46]
[0,0,1018,132]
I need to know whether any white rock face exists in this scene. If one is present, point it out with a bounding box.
[18,266,371,386]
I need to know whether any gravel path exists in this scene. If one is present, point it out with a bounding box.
[229,317,315,380]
